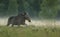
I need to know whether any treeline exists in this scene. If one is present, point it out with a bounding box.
[0,0,60,19]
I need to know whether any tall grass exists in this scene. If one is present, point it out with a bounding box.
[0,25,60,37]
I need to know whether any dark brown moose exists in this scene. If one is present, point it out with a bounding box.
[7,12,31,27]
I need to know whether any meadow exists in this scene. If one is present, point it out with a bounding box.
[0,18,60,37]
[0,25,60,37]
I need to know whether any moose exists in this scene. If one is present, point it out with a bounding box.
[7,12,31,27]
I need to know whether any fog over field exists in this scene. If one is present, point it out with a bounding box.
[0,17,60,27]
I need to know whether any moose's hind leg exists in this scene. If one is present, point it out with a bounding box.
[7,21,11,26]
[11,24,14,27]
[7,23,10,26]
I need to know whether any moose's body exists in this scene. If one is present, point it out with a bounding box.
[7,12,31,27]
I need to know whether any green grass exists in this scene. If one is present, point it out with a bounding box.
[0,25,60,37]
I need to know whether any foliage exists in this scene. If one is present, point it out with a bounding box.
[39,0,58,19]
[0,26,60,37]
[0,0,59,19]
[8,0,18,15]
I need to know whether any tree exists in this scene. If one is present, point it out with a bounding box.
[39,0,58,19]
[8,0,18,16]
[0,0,9,16]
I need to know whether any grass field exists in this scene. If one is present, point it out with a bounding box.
[0,25,60,37]
[0,18,60,37]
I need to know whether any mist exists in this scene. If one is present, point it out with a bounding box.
[0,17,60,27]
